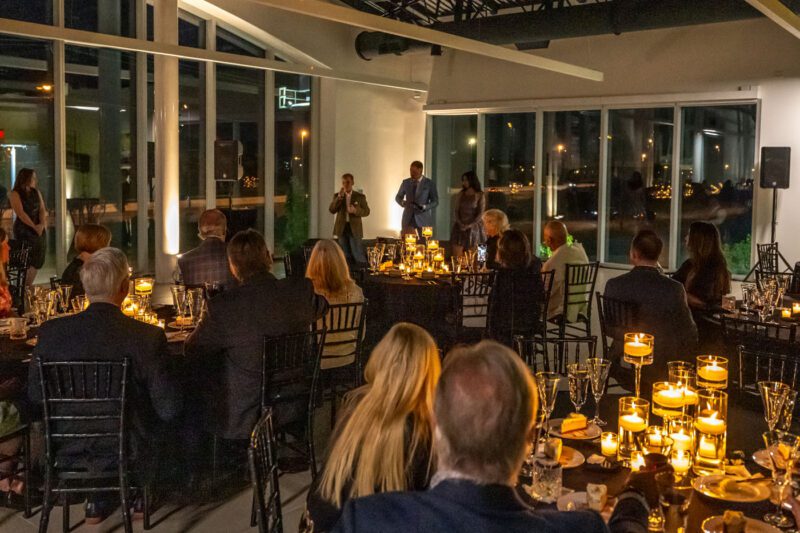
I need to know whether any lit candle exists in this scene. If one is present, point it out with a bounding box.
[698,361,728,384]
[670,429,693,452]
[681,387,698,405]
[427,240,439,251]
[426,266,434,273]
[442,264,450,273]
[654,386,685,409]
[135,279,154,294]
[422,227,433,238]
[782,308,792,319]
[399,263,405,272]
[433,252,444,262]
[601,432,618,456]
[624,334,653,358]
[405,234,417,245]
[619,414,648,433]
[695,412,726,435]
[793,303,800,316]
[697,435,718,458]
[157,319,165,329]
[671,449,691,474]
[630,451,645,471]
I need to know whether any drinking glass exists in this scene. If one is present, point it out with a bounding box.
[760,381,790,431]
[741,283,756,313]
[9,318,28,340]
[384,243,397,264]
[762,430,800,528]
[71,295,87,313]
[567,363,590,415]
[530,458,562,503]
[586,358,612,426]
[464,250,476,272]
[187,288,205,323]
[667,360,694,383]
[656,471,691,533]
[777,390,798,432]
[58,284,72,314]
[535,372,560,443]
[623,332,654,398]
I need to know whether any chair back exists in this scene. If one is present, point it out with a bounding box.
[453,271,496,331]
[596,292,640,359]
[757,243,781,275]
[737,346,800,395]
[249,408,283,533]
[320,301,368,382]
[7,241,31,311]
[563,261,600,329]
[514,336,597,375]
[539,269,555,337]
[792,262,800,295]
[721,315,796,356]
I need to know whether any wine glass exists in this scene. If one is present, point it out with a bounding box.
[777,390,798,432]
[760,381,790,431]
[586,358,612,426]
[535,372,560,443]
[58,284,72,314]
[567,363,590,415]
[762,430,800,528]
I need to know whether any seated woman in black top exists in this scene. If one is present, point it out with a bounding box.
[304,323,441,532]
[673,221,731,312]
[481,208,509,270]
[489,229,544,347]
[61,224,112,296]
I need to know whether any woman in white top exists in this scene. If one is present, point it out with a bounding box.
[306,239,365,369]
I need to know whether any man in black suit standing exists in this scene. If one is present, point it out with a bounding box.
[29,247,182,523]
[334,341,650,533]
[177,208,236,291]
[185,229,327,441]
[604,230,698,388]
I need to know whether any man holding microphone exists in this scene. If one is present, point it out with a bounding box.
[329,173,370,264]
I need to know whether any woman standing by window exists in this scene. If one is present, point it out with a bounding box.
[450,171,485,260]
[10,168,47,285]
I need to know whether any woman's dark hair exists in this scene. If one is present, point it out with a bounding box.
[13,168,36,193]
[686,221,731,298]
[227,229,272,281]
[498,229,531,270]
[461,171,482,193]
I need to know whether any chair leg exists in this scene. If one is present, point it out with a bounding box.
[61,493,69,533]
[23,428,32,518]
[119,476,133,533]
[38,469,51,533]
[143,482,152,530]
[211,434,219,485]
[250,489,257,528]
[330,383,338,429]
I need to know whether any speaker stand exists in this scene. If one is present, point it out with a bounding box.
[743,188,792,281]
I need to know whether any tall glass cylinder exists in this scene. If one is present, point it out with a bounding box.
[623,333,654,397]
[668,415,695,454]
[696,355,729,390]
[618,396,649,464]
[694,390,728,475]
[652,382,686,421]
[670,368,699,418]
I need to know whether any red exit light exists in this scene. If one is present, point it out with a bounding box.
[0,130,5,140]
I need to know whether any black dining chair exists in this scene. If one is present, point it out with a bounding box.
[451,271,496,343]
[548,262,600,339]
[7,241,31,312]
[720,315,796,357]
[514,336,597,375]
[595,292,640,360]
[0,423,32,518]
[538,269,555,340]
[737,346,800,395]
[37,359,146,533]
[248,408,283,533]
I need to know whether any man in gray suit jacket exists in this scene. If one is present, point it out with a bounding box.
[329,173,370,264]
[395,160,439,236]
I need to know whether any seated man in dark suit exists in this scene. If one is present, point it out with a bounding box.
[29,247,182,523]
[177,208,236,291]
[334,340,650,533]
[185,229,327,441]
[604,230,698,389]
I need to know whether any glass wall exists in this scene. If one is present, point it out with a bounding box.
[0,1,52,24]
[179,59,205,253]
[543,110,601,259]
[606,108,674,265]
[65,0,136,37]
[484,113,536,242]
[679,105,756,274]
[430,115,477,239]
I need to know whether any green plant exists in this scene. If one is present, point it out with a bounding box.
[722,234,751,276]
[281,176,310,254]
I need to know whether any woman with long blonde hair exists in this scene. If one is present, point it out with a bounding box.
[304,323,441,532]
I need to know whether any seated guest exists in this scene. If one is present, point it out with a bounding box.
[29,248,181,523]
[673,221,731,313]
[61,223,112,296]
[185,229,327,441]
[0,228,9,265]
[305,323,440,532]
[305,239,364,370]
[333,340,650,533]
[489,229,544,346]
[177,209,236,291]
[481,209,509,270]
[0,263,12,317]
[604,230,698,388]
[542,220,589,321]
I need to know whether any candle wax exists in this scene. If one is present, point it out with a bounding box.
[671,452,691,473]
[670,431,693,452]
[698,363,728,383]
[624,342,652,357]
[695,415,726,435]
[619,414,647,432]
[697,435,718,458]
[601,434,618,456]
[654,388,685,408]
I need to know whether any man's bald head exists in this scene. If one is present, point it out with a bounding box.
[543,220,568,251]
[199,209,227,240]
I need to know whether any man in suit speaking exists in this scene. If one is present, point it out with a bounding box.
[395,160,439,237]
[329,173,370,264]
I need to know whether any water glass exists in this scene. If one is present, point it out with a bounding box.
[531,458,562,503]
[9,317,28,340]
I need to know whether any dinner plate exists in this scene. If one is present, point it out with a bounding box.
[25,338,38,347]
[536,445,585,469]
[167,321,196,330]
[702,515,781,533]
[556,492,614,521]
[752,448,800,474]
[692,475,771,503]
[548,419,602,440]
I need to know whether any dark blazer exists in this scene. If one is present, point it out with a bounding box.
[184,272,327,440]
[28,303,181,470]
[329,190,370,239]
[490,260,544,347]
[333,479,648,533]
[395,176,439,229]
[604,266,698,386]
[60,256,85,295]
[178,237,236,290]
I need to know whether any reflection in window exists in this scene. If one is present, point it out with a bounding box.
[484,113,536,242]
[606,108,674,265]
[431,115,477,239]
[179,60,205,252]
[680,105,755,274]
[543,111,601,259]
[65,0,135,37]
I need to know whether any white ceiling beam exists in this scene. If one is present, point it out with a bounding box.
[241,0,605,81]
[745,0,800,39]
[0,17,427,92]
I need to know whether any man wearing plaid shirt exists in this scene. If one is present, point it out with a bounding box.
[178,209,236,290]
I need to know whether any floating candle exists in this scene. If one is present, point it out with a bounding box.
[670,430,693,452]
[695,413,726,435]
[671,449,691,474]
[601,432,618,456]
[619,414,648,433]
[697,362,728,384]
[654,386,685,409]
[782,308,792,319]
[697,435,719,458]
[630,451,645,471]
[793,303,800,316]
[624,338,652,357]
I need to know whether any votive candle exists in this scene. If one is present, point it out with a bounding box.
[793,303,800,316]
[782,308,792,319]
[630,451,645,471]
[601,432,618,456]
[671,449,691,474]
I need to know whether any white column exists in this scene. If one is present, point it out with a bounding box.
[597,108,609,264]
[534,110,544,252]
[154,0,180,281]
[53,0,67,275]
[309,77,321,238]
[316,78,336,240]
[135,0,148,272]
[205,19,217,211]
[668,105,683,271]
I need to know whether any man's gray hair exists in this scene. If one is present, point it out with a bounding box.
[80,247,130,301]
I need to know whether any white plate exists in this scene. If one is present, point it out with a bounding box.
[556,492,614,521]
[548,418,602,440]
[536,444,585,469]
[692,475,771,503]
[752,448,800,474]
[702,515,781,533]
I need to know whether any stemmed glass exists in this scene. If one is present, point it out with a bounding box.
[567,363,590,415]
[762,430,800,528]
[741,283,756,314]
[586,358,612,426]
[58,284,72,314]
[535,372,561,444]
[777,390,798,432]
[623,333,654,398]
[760,381,790,431]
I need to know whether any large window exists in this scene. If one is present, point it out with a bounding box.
[606,108,674,265]
[430,115,477,239]
[179,59,205,253]
[543,110,601,259]
[680,105,755,274]
[65,0,136,37]
[0,1,52,24]
[484,113,536,242]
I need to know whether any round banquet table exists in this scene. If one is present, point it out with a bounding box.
[519,391,798,532]
[359,273,459,350]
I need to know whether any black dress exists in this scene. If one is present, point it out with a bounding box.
[485,235,500,270]
[489,260,545,347]
[13,188,46,269]
[61,257,85,296]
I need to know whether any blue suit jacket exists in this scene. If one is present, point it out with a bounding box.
[333,479,648,533]
[395,176,439,229]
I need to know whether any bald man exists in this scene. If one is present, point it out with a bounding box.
[178,209,236,290]
[542,221,589,321]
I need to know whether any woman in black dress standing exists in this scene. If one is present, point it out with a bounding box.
[10,168,47,285]
[450,171,485,260]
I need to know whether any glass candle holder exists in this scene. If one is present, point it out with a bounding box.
[667,361,695,383]
[670,449,692,486]
[421,226,433,239]
[668,415,695,454]
[601,432,618,457]
[793,303,800,316]
[134,277,154,296]
[693,389,728,475]
[652,382,686,420]
[639,426,674,455]
[404,233,417,246]
[630,451,645,472]
[426,239,439,251]
[781,307,792,319]
[623,333,654,397]
[618,396,649,464]
[696,355,729,390]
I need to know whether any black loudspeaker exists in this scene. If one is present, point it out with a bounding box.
[760,147,791,189]
[214,140,243,181]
